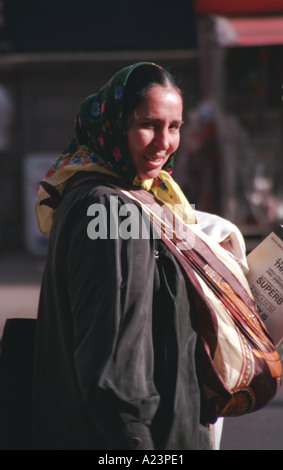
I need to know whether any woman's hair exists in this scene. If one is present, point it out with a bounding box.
[124,64,182,119]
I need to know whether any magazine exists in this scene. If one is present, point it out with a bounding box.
[246,226,283,346]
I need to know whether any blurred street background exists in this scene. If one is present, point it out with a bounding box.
[0,0,283,450]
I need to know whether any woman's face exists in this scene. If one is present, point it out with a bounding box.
[126,85,183,180]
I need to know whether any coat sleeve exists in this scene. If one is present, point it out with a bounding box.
[65,192,159,450]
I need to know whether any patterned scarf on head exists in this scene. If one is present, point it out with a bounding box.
[36,62,196,237]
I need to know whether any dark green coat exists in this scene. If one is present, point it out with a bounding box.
[32,183,211,450]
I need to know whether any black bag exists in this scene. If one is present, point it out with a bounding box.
[0,318,36,450]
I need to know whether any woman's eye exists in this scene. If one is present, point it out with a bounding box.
[142,122,154,128]
[169,124,181,133]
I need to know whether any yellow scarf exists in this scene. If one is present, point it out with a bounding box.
[36,160,197,238]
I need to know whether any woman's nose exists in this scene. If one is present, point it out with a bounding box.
[154,129,170,151]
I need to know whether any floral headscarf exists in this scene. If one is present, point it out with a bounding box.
[36,62,196,236]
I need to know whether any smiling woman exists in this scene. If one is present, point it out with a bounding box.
[124,64,184,181]
[32,62,281,451]
[33,63,211,451]
[36,63,192,238]
[126,85,183,180]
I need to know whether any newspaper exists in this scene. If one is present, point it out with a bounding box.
[246,226,283,346]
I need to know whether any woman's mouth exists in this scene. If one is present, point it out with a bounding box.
[144,155,164,168]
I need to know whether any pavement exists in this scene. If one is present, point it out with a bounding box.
[221,382,283,450]
[0,250,283,450]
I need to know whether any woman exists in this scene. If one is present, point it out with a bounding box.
[33,63,281,450]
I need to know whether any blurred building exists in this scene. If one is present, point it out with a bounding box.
[174,0,283,251]
[0,0,283,253]
[0,0,198,253]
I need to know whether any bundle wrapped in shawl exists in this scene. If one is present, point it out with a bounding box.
[124,186,282,423]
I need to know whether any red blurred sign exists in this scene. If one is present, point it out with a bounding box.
[215,16,283,46]
[195,0,283,15]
